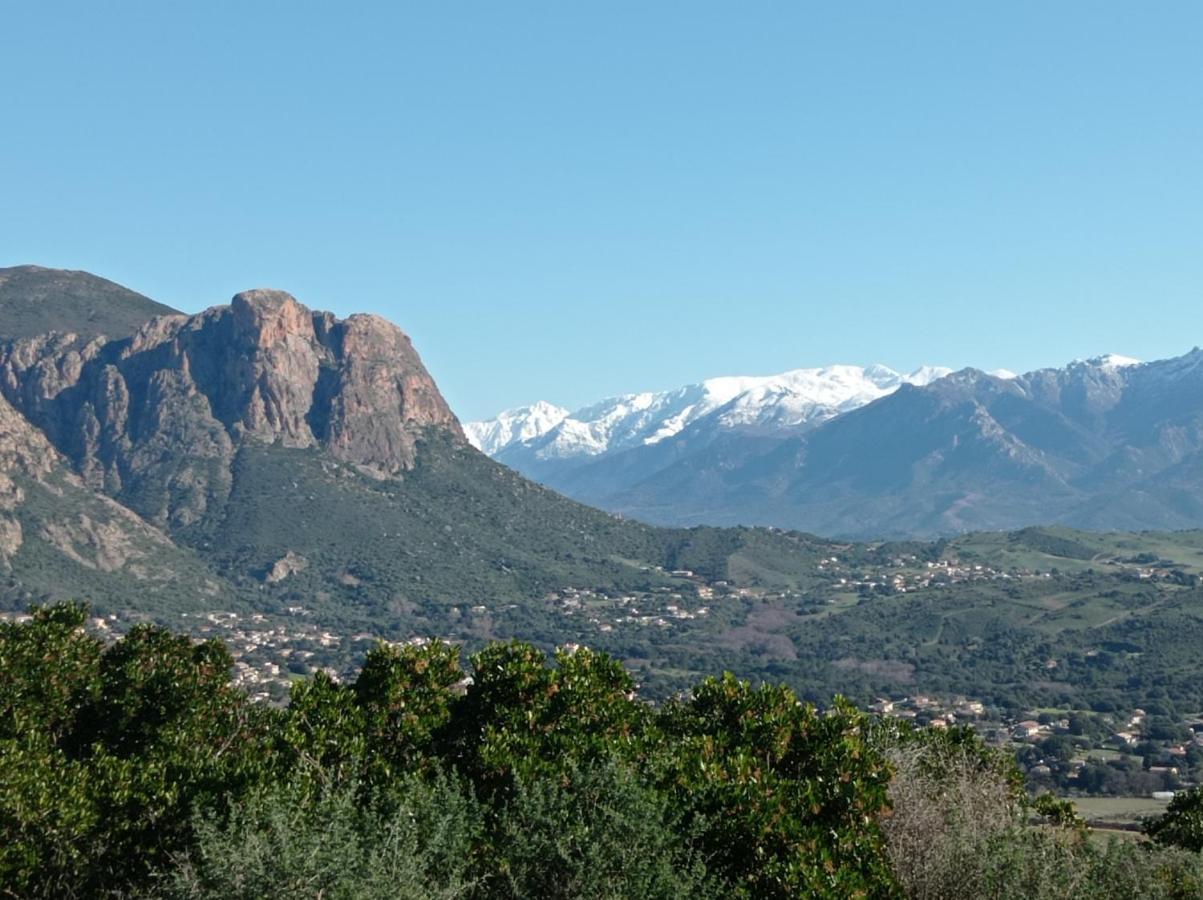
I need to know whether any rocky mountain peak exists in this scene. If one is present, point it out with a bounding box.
[0,286,464,528]
[230,289,316,347]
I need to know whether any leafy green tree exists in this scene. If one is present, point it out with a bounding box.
[280,670,365,785]
[494,759,719,900]
[73,625,278,884]
[1146,786,1203,852]
[354,639,462,781]
[0,604,104,894]
[0,603,101,743]
[0,607,277,896]
[444,642,649,794]
[1030,792,1085,831]
[657,674,896,898]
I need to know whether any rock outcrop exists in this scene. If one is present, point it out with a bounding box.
[264,551,308,583]
[1,289,463,528]
[0,393,44,564]
[0,387,191,581]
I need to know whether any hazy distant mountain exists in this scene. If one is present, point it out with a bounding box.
[0,265,178,342]
[619,352,1203,536]
[468,351,1203,536]
[467,363,954,492]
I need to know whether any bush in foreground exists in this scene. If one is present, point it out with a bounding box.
[1146,787,1203,854]
[877,721,1203,899]
[4,604,1202,898]
[160,773,482,900]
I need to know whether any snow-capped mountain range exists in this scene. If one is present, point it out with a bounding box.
[467,363,964,459]
[463,401,573,458]
[461,350,1203,538]
[465,357,1148,462]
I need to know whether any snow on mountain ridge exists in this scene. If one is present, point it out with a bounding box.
[464,400,569,455]
[1066,353,1142,371]
[467,363,953,461]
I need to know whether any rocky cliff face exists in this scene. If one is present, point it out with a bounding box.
[1,289,463,529]
[0,385,210,592]
[0,391,51,564]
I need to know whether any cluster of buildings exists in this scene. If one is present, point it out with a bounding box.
[179,610,351,702]
[818,554,1022,595]
[548,584,712,634]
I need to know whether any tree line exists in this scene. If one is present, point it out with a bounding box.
[2,604,1202,898]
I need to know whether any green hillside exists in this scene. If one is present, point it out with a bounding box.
[171,434,836,639]
[120,431,1203,714]
[0,265,178,341]
[3,267,1203,721]
[2,469,253,619]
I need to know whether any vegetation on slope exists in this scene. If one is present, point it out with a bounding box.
[0,265,177,342]
[9,429,1203,722]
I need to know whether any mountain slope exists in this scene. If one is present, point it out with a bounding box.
[8,268,1203,713]
[0,289,463,530]
[0,265,179,342]
[0,387,236,614]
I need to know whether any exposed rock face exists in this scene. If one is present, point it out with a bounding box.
[0,290,463,528]
[314,310,463,475]
[0,395,40,564]
[40,512,152,573]
[0,389,59,482]
[0,387,186,576]
[265,551,308,584]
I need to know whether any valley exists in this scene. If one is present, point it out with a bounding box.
[10,514,1202,799]
[10,12,1203,894]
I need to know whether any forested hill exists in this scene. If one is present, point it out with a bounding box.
[0,266,851,660]
[4,267,1203,724]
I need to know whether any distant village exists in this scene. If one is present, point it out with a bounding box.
[4,546,1199,801]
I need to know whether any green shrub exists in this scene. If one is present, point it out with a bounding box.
[978,830,1203,900]
[657,675,896,898]
[493,758,718,900]
[159,773,483,900]
[443,642,651,795]
[877,723,1203,899]
[0,607,280,897]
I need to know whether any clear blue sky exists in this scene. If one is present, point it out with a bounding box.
[3,3,1201,420]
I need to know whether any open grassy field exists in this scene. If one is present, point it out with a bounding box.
[1074,795,1172,826]
[951,527,1203,576]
